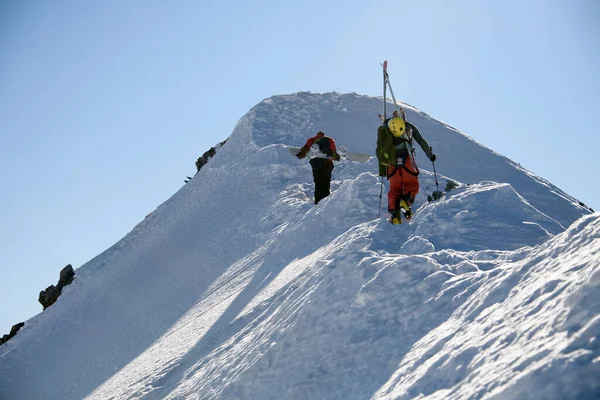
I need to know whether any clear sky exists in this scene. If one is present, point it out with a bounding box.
[0,0,598,334]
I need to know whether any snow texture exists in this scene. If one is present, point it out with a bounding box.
[0,92,597,400]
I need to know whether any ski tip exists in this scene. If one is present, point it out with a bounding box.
[383,60,388,70]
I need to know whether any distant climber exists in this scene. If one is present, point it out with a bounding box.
[376,112,436,224]
[296,131,341,204]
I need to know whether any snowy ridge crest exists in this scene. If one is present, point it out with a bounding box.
[0,92,597,400]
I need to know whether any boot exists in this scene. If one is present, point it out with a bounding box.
[399,199,413,220]
[389,210,402,225]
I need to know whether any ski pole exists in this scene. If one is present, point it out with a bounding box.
[431,146,440,193]
[378,176,383,218]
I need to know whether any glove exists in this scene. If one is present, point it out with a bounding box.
[296,151,306,159]
[332,152,340,161]
[429,153,437,162]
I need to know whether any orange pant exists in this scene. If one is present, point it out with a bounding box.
[387,155,419,211]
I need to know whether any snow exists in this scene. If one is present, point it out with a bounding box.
[0,92,597,400]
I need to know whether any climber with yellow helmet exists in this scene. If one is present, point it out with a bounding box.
[376,111,436,224]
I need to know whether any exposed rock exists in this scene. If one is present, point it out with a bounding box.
[58,264,74,287]
[195,147,215,171]
[445,179,459,192]
[9,322,24,337]
[196,140,227,172]
[39,285,61,309]
[38,264,75,310]
[186,139,228,183]
[0,322,25,346]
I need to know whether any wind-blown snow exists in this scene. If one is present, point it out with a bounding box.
[0,92,597,400]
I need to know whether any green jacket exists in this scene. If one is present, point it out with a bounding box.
[376,120,433,177]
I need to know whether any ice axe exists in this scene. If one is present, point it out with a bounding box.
[428,147,444,202]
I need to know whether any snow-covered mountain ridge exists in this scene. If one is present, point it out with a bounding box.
[0,92,597,399]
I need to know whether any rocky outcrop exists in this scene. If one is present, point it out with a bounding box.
[445,179,459,191]
[38,264,75,310]
[427,179,459,202]
[195,146,217,171]
[196,139,227,172]
[0,322,25,345]
[1,265,75,346]
[186,140,228,183]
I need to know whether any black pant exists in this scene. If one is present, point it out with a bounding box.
[310,159,334,204]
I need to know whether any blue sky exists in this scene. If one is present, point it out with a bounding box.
[0,0,598,334]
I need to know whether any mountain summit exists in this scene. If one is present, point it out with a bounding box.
[1,92,597,400]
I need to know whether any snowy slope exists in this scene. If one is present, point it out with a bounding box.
[0,92,597,400]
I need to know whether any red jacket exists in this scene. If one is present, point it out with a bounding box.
[298,132,339,161]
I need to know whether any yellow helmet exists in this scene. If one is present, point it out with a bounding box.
[387,117,406,137]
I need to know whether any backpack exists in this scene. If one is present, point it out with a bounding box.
[376,125,396,167]
[314,136,333,155]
